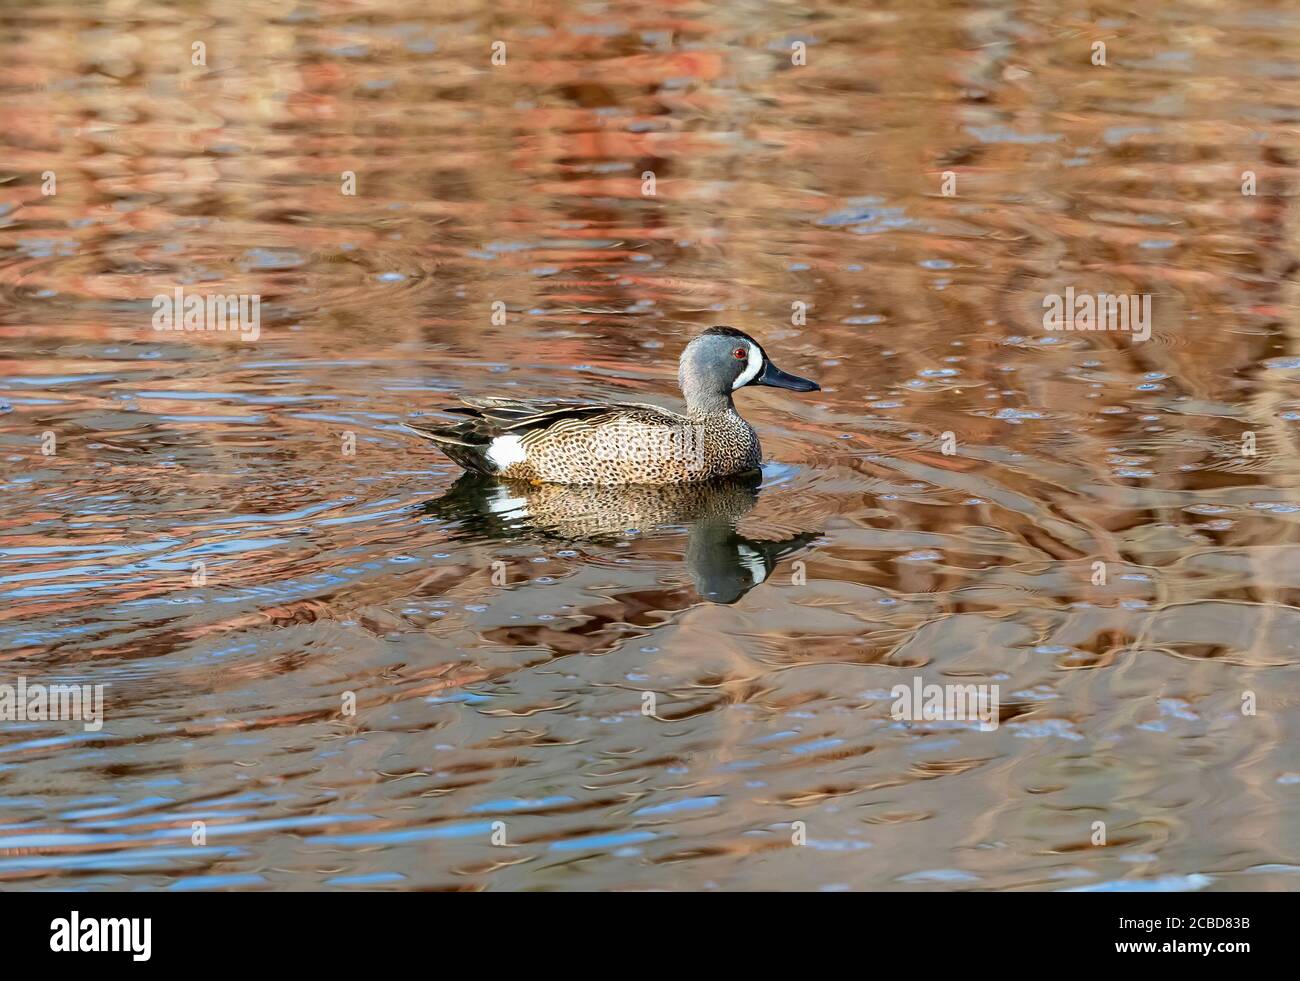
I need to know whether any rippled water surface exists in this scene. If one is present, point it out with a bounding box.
[2,0,1299,890]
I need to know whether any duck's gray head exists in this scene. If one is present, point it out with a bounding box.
[678,326,819,413]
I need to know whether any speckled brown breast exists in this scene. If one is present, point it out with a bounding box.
[500,408,760,485]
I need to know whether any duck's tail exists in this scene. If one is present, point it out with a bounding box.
[402,423,497,475]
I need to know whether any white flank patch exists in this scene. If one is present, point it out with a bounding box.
[487,486,528,515]
[486,434,528,470]
[732,343,763,390]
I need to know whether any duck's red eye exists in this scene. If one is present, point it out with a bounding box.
[733,347,748,360]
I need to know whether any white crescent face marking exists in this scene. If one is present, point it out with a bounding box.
[732,343,763,390]
[486,434,528,469]
[737,544,768,584]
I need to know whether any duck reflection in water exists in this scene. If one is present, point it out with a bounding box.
[420,471,819,604]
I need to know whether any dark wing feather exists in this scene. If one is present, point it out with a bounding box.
[451,398,620,431]
[455,397,681,434]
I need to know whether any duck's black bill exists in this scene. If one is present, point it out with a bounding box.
[756,361,820,392]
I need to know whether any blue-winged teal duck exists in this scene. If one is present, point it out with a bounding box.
[406,326,819,485]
